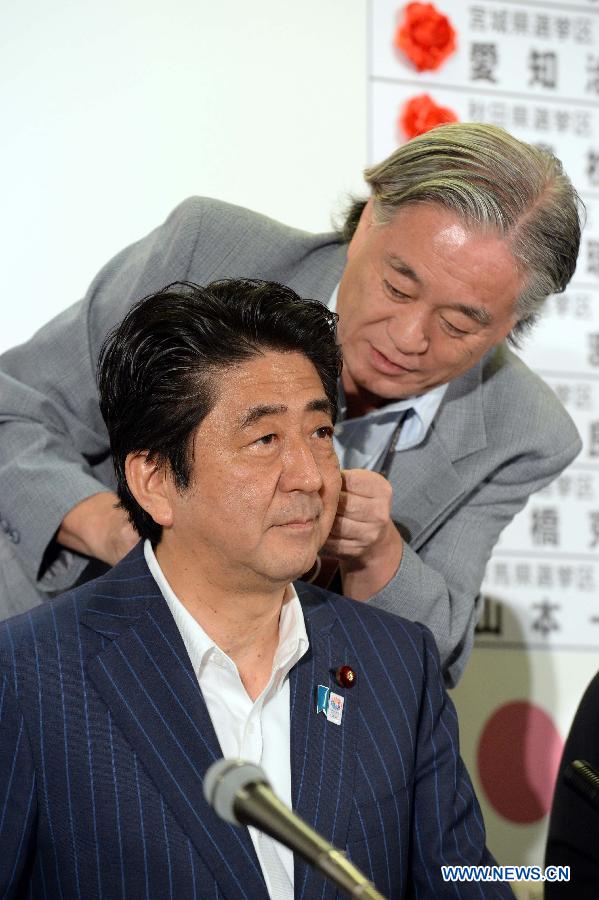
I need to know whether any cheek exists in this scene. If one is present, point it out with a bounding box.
[337,276,372,340]
[344,292,391,345]
[340,316,375,360]
[431,332,477,367]
[441,343,471,365]
[184,462,266,523]
[217,462,281,527]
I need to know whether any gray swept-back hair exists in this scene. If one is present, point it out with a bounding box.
[340,123,584,343]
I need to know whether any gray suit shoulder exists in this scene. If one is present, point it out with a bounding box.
[166,197,346,301]
[86,197,345,347]
[169,196,341,257]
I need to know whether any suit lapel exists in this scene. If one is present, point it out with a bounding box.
[82,547,268,900]
[291,587,359,899]
[434,355,487,462]
[388,428,465,549]
[387,358,488,548]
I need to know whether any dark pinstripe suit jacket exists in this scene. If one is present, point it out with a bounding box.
[0,544,512,899]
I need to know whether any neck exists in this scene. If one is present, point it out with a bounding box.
[155,540,285,700]
[341,369,387,418]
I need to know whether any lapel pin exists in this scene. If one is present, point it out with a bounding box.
[334,665,356,689]
[316,684,330,715]
[316,684,345,725]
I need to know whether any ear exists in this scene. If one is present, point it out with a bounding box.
[125,452,174,529]
[347,197,375,260]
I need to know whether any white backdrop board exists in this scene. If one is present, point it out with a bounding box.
[368,1,599,894]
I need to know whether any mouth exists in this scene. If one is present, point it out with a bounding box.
[370,345,419,375]
[274,515,320,531]
[278,518,317,529]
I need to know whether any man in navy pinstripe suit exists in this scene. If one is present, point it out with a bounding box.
[0,280,512,898]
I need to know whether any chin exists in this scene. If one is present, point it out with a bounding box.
[260,569,309,588]
[371,376,427,402]
[263,550,318,585]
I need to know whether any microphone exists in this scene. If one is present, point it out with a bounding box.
[564,759,599,810]
[203,758,387,900]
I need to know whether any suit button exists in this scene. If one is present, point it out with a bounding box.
[9,529,20,544]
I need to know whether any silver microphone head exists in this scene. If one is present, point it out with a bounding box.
[203,758,271,825]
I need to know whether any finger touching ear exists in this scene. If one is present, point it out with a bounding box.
[341,467,391,496]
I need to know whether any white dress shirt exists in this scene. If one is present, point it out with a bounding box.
[144,541,309,900]
[328,283,448,470]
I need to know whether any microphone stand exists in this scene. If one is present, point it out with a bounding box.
[234,781,387,900]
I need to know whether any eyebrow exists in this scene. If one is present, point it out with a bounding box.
[239,398,333,428]
[388,256,422,284]
[387,255,493,326]
[451,303,492,326]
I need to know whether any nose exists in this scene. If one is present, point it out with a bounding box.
[387,307,429,355]
[279,439,324,494]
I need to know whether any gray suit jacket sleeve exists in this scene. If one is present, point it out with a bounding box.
[369,348,582,687]
[0,200,212,599]
[371,433,580,687]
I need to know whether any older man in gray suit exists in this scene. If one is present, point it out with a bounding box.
[0,123,583,685]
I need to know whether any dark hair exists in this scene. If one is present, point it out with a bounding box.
[97,279,342,543]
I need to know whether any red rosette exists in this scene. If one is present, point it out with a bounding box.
[394,2,457,72]
[400,93,459,139]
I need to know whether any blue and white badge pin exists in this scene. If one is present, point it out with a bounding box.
[316,684,345,725]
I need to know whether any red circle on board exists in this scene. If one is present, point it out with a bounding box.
[476,701,563,825]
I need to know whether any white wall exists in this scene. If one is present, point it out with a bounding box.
[1,0,367,351]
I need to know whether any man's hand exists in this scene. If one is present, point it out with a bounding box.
[57,492,139,566]
[321,468,403,600]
